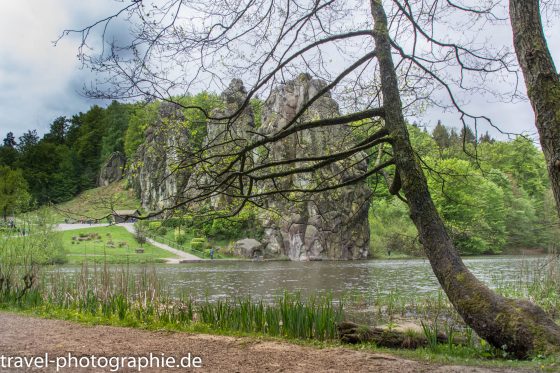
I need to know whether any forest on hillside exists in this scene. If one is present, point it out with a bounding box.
[1,96,558,256]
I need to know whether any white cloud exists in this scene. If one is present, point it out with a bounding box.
[0,1,558,141]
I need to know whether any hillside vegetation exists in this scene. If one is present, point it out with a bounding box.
[1,96,559,256]
[51,181,140,223]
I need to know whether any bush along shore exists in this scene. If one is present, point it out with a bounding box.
[0,255,559,370]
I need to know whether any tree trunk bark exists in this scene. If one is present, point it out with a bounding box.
[370,0,560,358]
[510,0,560,219]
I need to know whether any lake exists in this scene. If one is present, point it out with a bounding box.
[49,255,548,301]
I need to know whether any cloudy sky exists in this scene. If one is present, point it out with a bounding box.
[0,1,558,140]
[0,1,120,139]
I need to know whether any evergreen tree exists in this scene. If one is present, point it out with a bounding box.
[43,116,69,145]
[479,131,494,144]
[432,120,451,149]
[460,126,477,145]
[2,132,16,148]
[0,146,18,168]
[17,130,39,152]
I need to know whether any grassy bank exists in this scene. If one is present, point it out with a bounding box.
[61,226,178,264]
[0,257,559,370]
[50,181,140,223]
[1,294,557,371]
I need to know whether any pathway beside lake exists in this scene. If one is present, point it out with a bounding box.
[119,223,203,263]
[0,313,522,373]
[56,223,204,263]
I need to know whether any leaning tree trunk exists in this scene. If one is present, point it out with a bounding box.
[370,0,560,358]
[510,0,560,219]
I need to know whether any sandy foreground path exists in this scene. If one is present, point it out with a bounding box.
[0,313,525,373]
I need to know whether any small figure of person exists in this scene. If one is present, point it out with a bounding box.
[209,247,215,260]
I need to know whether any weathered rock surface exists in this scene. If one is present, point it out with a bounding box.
[233,238,264,258]
[256,74,371,260]
[98,152,126,186]
[128,102,192,211]
[129,75,371,260]
[205,79,255,209]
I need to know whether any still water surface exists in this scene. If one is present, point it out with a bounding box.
[52,256,545,301]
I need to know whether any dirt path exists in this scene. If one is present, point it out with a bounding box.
[0,313,523,373]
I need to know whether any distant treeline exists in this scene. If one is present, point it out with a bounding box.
[1,101,133,207]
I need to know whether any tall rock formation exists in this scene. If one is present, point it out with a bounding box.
[205,79,255,210]
[256,74,371,260]
[128,102,193,211]
[128,75,371,260]
[98,152,126,186]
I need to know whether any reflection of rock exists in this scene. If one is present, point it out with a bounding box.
[98,152,126,186]
[128,102,192,211]
[233,238,264,258]
[257,74,371,261]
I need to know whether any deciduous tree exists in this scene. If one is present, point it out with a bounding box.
[62,0,560,356]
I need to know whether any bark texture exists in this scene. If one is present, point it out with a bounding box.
[510,0,560,219]
[370,0,560,358]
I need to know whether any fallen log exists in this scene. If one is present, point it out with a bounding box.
[337,321,452,349]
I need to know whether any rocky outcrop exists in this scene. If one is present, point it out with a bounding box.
[256,74,371,260]
[205,79,255,209]
[129,75,371,260]
[233,238,264,258]
[128,102,192,211]
[98,152,126,186]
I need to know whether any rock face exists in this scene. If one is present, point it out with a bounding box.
[128,102,192,211]
[256,74,371,260]
[129,75,371,260]
[233,238,264,258]
[205,79,255,209]
[98,152,126,186]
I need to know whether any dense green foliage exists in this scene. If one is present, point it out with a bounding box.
[0,93,219,207]
[0,166,30,220]
[370,124,559,256]
[1,97,557,256]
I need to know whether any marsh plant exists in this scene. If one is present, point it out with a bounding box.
[2,260,344,341]
[1,244,559,354]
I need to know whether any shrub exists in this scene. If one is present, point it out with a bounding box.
[148,221,162,231]
[162,218,183,228]
[156,226,167,236]
[175,234,188,245]
[191,237,209,251]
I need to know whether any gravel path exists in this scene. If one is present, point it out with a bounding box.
[0,313,523,373]
[119,223,203,263]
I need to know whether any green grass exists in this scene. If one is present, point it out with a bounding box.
[1,302,557,372]
[61,226,177,264]
[149,228,236,259]
[48,181,141,223]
